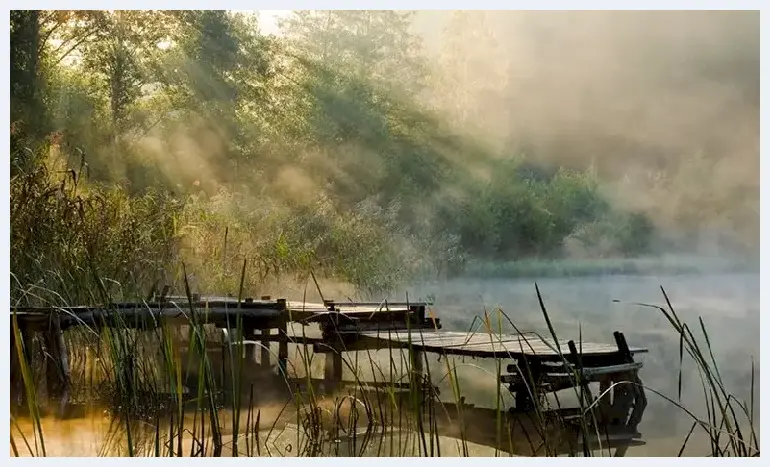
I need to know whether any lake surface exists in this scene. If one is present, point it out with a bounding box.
[10,271,759,457]
[395,271,760,453]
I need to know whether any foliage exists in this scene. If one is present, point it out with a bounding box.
[10,9,657,297]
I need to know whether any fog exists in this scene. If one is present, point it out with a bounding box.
[389,269,760,455]
[417,10,759,254]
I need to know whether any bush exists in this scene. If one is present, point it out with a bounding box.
[10,148,180,305]
[564,211,655,259]
[428,159,633,262]
[10,151,411,303]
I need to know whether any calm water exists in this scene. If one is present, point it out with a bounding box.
[11,272,759,457]
[398,272,760,449]
[10,415,510,457]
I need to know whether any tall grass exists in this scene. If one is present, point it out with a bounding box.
[9,272,759,457]
[10,150,408,308]
[619,288,759,457]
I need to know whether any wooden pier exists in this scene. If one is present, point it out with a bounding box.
[10,294,648,457]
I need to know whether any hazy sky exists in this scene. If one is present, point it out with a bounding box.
[256,10,291,35]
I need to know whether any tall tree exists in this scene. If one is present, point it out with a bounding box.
[280,10,426,97]
[164,11,270,113]
[10,10,44,163]
[80,11,177,134]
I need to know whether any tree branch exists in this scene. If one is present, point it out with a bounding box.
[38,19,63,55]
[51,28,101,66]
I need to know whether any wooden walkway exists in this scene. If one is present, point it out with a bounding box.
[10,294,649,456]
[11,297,424,331]
[357,329,648,360]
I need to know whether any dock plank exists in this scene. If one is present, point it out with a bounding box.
[12,298,423,331]
[360,330,647,359]
[285,301,415,314]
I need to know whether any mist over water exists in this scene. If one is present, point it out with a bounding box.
[390,267,759,454]
[398,12,760,452]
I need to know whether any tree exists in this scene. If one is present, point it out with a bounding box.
[431,11,511,146]
[80,11,177,133]
[11,10,44,163]
[280,10,426,97]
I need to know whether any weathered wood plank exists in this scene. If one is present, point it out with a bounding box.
[362,330,540,347]
[359,330,648,359]
[11,298,423,332]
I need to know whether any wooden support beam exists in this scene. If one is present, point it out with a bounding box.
[510,358,542,412]
[500,362,643,387]
[321,301,432,308]
[568,340,595,408]
[597,375,613,423]
[260,328,271,369]
[410,347,424,391]
[44,315,70,403]
[626,371,647,434]
[244,324,257,364]
[323,351,343,392]
[610,331,645,457]
[277,320,288,376]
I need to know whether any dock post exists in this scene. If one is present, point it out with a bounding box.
[260,328,272,369]
[323,350,344,392]
[597,376,614,425]
[277,320,288,376]
[319,323,343,393]
[512,358,541,412]
[410,347,424,392]
[275,299,289,376]
[323,352,343,392]
[243,324,257,363]
[44,314,70,405]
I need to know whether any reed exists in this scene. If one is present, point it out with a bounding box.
[9,267,759,457]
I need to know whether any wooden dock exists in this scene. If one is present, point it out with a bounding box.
[10,294,648,457]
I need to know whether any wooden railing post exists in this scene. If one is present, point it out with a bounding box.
[277,320,288,376]
[244,323,257,363]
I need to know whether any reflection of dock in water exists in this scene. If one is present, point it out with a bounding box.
[11,295,648,457]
